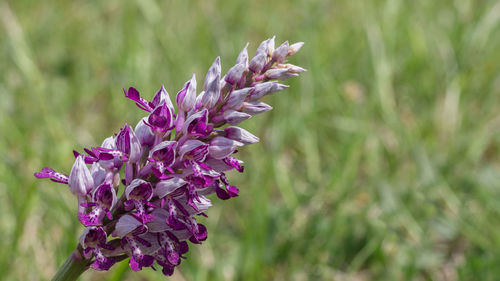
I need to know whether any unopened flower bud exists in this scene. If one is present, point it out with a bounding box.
[69,155,94,196]
[249,81,289,100]
[224,126,259,144]
[241,101,273,115]
[201,57,221,108]
[264,68,299,80]
[278,63,307,74]
[151,85,174,111]
[272,41,289,63]
[224,87,252,110]
[249,53,267,74]
[287,42,304,56]
[225,63,245,85]
[125,179,153,201]
[223,110,251,125]
[235,43,249,67]
[134,117,155,148]
[176,74,197,112]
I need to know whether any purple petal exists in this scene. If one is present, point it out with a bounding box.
[34,167,69,184]
[81,226,107,247]
[93,183,117,209]
[149,141,176,166]
[181,109,210,137]
[152,84,174,111]
[91,253,116,271]
[90,163,106,187]
[147,103,174,132]
[115,125,131,155]
[208,137,244,159]
[226,185,239,197]
[155,178,187,198]
[125,179,153,201]
[223,156,244,172]
[124,87,153,112]
[134,117,155,147]
[113,214,142,237]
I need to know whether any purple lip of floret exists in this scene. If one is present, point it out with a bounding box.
[34,37,305,276]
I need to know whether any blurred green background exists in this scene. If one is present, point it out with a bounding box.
[1,0,500,280]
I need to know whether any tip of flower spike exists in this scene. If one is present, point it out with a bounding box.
[288,42,304,56]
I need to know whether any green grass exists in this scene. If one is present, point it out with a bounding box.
[1,0,500,280]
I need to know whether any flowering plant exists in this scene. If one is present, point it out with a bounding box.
[35,37,304,280]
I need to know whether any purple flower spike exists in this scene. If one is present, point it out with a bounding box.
[69,155,94,196]
[34,167,69,184]
[35,37,305,278]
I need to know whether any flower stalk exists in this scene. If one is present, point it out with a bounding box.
[51,246,90,281]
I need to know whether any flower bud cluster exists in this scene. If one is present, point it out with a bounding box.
[35,37,305,276]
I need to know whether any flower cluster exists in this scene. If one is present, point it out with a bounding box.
[35,37,305,276]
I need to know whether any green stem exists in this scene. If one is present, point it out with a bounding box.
[52,245,91,281]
